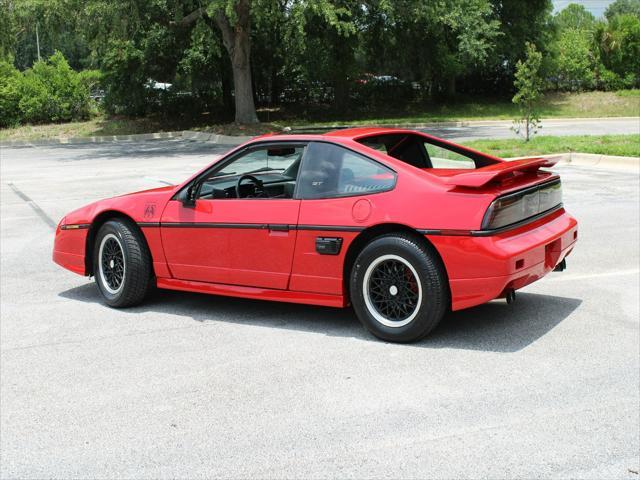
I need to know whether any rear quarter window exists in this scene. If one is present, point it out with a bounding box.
[297,142,396,199]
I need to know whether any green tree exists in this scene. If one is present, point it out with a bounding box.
[512,42,543,141]
[605,0,640,21]
[597,13,640,87]
[555,28,597,90]
[487,0,553,91]
[554,3,596,30]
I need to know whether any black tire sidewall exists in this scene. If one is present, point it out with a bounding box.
[93,220,149,307]
[350,235,447,342]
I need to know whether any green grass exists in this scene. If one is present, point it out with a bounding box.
[615,89,640,97]
[276,91,640,127]
[0,117,165,141]
[462,134,640,158]
[0,115,278,141]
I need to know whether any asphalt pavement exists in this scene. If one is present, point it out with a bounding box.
[1,139,639,479]
[419,117,640,141]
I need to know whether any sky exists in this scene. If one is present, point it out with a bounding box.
[552,0,617,17]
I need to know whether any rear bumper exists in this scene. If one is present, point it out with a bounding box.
[428,209,578,311]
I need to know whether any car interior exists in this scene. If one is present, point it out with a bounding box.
[197,143,395,200]
[357,133,494,169]
[198,147,304,200]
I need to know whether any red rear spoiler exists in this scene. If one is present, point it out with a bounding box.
[443,157,560,188]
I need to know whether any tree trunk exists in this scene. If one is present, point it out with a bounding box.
[219,55,233,114]
[334,73,349,108]
[215,0,259,124]
[447,76,456,97]
[332,39,351,109]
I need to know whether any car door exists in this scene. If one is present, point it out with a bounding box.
[290,141,397,295]
[160,145,304,290]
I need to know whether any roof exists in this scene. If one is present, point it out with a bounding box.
[321,127,413,139]
[252,127,422,143]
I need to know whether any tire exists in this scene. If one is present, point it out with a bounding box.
[93,219,153,308]
[350,233,448,343]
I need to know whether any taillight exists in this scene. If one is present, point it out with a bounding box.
[482,180,562,230]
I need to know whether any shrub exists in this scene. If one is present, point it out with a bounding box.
[351,77,416,108]
[1,52,94,126]
[102,41,148,116]
[0,60,21,127]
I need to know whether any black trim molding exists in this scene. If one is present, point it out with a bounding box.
[140,222,366,233]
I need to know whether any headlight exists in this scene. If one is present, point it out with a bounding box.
[482,180,562,230]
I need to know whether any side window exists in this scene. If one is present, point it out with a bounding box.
[197,145,305,200]
[297,142,396,199]
[213,146,303,177]
[424,142,476,169]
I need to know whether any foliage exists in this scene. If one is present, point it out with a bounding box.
[512,42,543,141]
[554,3,596,31]
[605,0,640,21]
[596,14,640,87]
[1,51,93,127]
[101,41,148,116]
[1,0,639,127]
[0,59,22,126]
[554,28,597,91]
[548,2,640,92]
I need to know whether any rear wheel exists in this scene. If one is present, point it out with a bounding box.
[350,233,448,342]
[93,219,152,307]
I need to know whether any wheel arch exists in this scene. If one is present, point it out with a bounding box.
[342,223,450,306]
[85,210,151,276]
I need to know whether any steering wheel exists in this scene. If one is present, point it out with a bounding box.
[235,174,264,198]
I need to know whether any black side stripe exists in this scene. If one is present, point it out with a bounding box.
[138,222,366,232]
[296,225,364,232]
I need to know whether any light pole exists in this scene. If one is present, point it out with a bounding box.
[36,22,41,61]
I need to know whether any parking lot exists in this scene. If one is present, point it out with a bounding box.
[1,139,639,478]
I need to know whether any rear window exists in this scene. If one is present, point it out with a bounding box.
[357,133,492,170]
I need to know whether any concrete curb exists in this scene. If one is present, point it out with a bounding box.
[0,130,255,147]
[0,131,184,147]
[180,131,254,144]
[509,152,639,173]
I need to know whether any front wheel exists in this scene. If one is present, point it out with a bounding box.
[93,219,153,308]
[350,234,448,343]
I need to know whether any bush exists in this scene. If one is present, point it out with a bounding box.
[0,60,21,127]
[0,52,94,126]
[102,41,148,116]
[351,78,416,107]
[78,69,103,92]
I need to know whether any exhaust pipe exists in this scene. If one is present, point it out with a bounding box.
[505,289,516,304]
[554,259,567,272]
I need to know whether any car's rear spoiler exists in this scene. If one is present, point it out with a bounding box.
[443,157,560,188]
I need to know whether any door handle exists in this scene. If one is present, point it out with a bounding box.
[268,224,290,232]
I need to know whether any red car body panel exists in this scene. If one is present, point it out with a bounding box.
[53,128,578,311]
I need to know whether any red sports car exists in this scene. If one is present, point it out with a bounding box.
[53,128,577,342]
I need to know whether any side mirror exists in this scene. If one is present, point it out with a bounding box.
[183,184,197,207]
